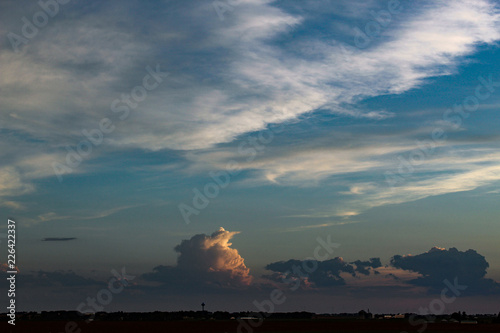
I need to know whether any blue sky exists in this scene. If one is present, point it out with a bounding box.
[1,0,500,313]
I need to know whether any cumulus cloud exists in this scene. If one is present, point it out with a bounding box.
[261,247,500,296]
[263,257,383,288]
[352,258,382,275]
[391,247,500,295]
[143,228,252,289]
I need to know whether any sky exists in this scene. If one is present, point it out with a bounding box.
[1,0,500,315]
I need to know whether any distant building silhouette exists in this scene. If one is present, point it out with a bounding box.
[357,310,373,319]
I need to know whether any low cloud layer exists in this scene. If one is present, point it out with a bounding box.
[262,247,499,296]
[352,258,382,275]
[3,242,500,312]
[0,266,102,288]
[264,257,382,288]
[143,228,252,289]
[140,230,499,297]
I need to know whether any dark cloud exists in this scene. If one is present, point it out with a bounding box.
[42,237,77,241]
[262,248,500,297]
[1,267,103,289]
[352,258,382,275]
[264,257,384,289]
[264,258,355,288]
[142,228,252,290]
[391,247,500,295]
[386,273,400,280]
[29,271,104,287]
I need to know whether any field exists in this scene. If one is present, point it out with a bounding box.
[2,319,500,333]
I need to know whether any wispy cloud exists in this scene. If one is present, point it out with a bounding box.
[21,204,139,225]
[1,0,499,225]
[281,221,361,233]
[1,0,498,166]
[0,200,26,210]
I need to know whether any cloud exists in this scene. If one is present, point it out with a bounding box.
[0,140,70,204]
[42,237,77,242]
[280,220,361,233]
[19,204,139,226]
[391,247,500,295]
[185,139,415,186]
[0,266,101,288]
[319,148,500,216]
[263,257,384,288]
[261,247,500,296]
[0,0,499,214]
[185,133,500,220]
[27,271,104,287]
[142,227,252,289]
[341,265,424,290]
[0,166,34,197]
[1,0,498,152]
[352,258,382,275]
[238,144,500,217]
[264,258,353,288]
[0,200,26,210]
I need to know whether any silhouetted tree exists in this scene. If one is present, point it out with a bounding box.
[451,312,461,321]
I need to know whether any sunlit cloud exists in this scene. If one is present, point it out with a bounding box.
[143,227,252,288]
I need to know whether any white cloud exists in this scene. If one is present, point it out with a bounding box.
[191,142,500,217]
[2,0,499,151]
[186,144,414,186]
[0,166,34,197]
[338,149,500,216]
[342,266,423,288]
[0,0,499,204]
[0,201,26,210]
